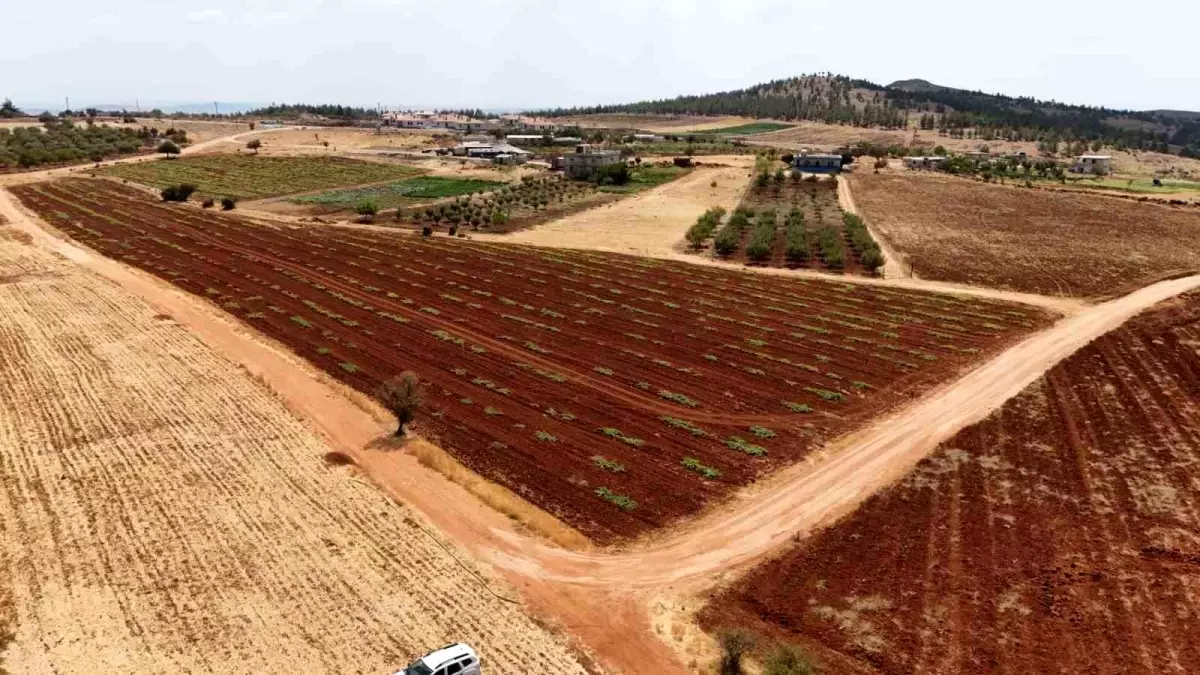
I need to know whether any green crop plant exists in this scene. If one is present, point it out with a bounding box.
[782,400,813,413]
[599,428,646,448]
[595,487,637,511]
[750,426,777,439]
[594,366,614,376]
[805,387,845,402]
[534,431,557,443]
[725,437,768,457]
[660,416,708,436]
[657,390,699,408]
[682,458,721,479]
[338,362,360,373]
[592,456,627,473]
[484,406,502,417]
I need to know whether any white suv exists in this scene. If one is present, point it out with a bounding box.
[398,643,482,675]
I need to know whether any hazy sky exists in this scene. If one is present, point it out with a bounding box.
[5,0,1198,112]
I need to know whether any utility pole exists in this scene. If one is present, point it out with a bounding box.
[214,101,220,116]
[65,96,70,112]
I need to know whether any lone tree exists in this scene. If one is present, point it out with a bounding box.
[378,372,425,436]
[0,98,23,118]
[157,140,181,157]
[246,139,263,154]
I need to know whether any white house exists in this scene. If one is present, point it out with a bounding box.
[903,156,947,170]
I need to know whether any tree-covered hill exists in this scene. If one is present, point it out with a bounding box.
[537,74,1200,157]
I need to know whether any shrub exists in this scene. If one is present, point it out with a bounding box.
[718,629,757,675]
[377,372,425,436]
[160,183,197,202]
[157,140,181,156]
[421,226,433,236]
[201,198,215,209]
[220,197,237,210]
[355,199,379,220]
[593,162,631,186]
[763,644,816,675]
[685,206,726,248]
[245,139,262,153]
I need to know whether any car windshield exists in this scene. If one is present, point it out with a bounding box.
[403,662,433,675]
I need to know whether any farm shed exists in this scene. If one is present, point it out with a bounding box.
[1072,155,1112,175]
[793,153,843,173]
[903,156,947,170]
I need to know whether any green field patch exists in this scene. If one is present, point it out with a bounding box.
[703,122,794,135]
[597,165,691,194]
[100,155,423,200]
[291,176,506,209]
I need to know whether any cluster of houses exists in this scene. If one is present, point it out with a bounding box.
[443,135,622,176]
[901,151,1113,175]
[380,110,566,134]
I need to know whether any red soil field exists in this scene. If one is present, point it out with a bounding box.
[701,291,1200,674]
[13,179,1050,543]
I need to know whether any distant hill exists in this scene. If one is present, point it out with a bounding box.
[536,74,1200,157]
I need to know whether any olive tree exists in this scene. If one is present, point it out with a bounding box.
[378,372,425,436]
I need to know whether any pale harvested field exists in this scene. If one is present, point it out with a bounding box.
[489,155,753,254]
[0,218,587,674]
[251,127,445,155]
[558,114,759,133]
[849,171,1200,297]
[752,120,911,149]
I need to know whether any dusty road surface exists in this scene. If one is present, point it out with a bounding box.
[837,173,906,280]
[490,156,754,255]
[0,195,589,674]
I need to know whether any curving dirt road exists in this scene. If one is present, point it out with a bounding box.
[6,183,1199,673]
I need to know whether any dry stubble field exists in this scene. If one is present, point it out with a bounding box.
[849,172,1200,297]
[0,216,587,674]
[702,291,1200,675]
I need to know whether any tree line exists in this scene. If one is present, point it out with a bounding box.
[0,118,170,169]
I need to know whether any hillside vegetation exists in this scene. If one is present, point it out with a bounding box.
[0,119,151,169]
[539,73,1200,157]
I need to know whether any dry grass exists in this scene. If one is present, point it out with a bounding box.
[0,221,588,674]
[406,439,593,551]
[849,171,1200,297]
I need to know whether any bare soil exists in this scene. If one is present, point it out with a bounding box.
[12,179,1050,544]
[495,156,753,255]
[700,290,1200,675]
[0,195,588,674]
[848,171,1200,298]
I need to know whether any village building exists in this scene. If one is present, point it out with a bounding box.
[903,156,947,170]
[561,144,621,179]
[1072,155,1113,175]
[793,153,843,173]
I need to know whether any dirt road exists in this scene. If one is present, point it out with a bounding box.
[6,184,1198,673]
[837,173,906,279]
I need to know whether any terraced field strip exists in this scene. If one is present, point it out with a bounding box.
[700,291,1200,675]
[98,154,423,199]
[14,179,1051,543]
[0,213,587,675]
[290,176,506,210]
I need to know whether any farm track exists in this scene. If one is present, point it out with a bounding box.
[8,179,1048,544]
[0,205,589,675]
[5,181,1200,674]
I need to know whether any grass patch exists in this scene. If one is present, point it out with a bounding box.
[100,155,422,200]
[703,122,794,135]
[291,175,504,209]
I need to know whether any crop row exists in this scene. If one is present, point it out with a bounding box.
[13,179,1051,542]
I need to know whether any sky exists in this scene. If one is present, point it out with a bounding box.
[4,0,1199,113]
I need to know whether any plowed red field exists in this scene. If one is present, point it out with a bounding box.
[13,179,1049,543]
[701,291,1200,674]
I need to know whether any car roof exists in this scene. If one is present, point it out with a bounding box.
[420,643,477,668]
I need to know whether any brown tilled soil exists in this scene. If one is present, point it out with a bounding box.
[701,290,1200,675]
[12,179,1051,544]
[849,171,1200,298]
[0,211,588,674]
